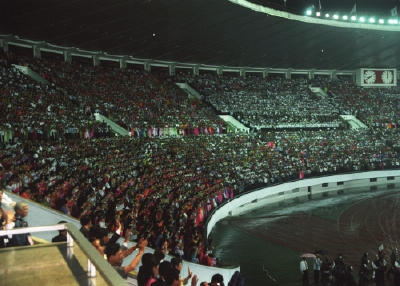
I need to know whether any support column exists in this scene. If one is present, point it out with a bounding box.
[262,68,269,78]
[193,66,199,76]
[144,62,151,72]
[119,59,127,69]
[64,51,72,63]
[308,70,315,80]
[330,70,337,79]
[92,55,100,66]
[169,64,176,76]
[285,69,292,79]
[216,67,223,76]
[239,69,246,77]
[33,45,41,59]
[87,260,97,277]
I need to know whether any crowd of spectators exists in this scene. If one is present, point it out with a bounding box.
[175,72,400,133]
[174,73,343,129]
[3,48,400,278]
[12,52,225,136]
[0,50,113,142]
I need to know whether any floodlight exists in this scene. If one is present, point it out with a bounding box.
[333,15,339,19]
[316,12,321,17]
[379,19,384,24]
[306,10,312,16]
[343,15,348,20]
[393,19,398,24]
[351,16,356,21]
[359,17,365,22]
[325,13,329,18]
[369,18,375,23]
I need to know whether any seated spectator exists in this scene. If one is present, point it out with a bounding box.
[92,238,105,257]
[105,240,147,279]
[201,249,212,267]
[95,225,121,248]
[51,220,68,243]
[79,214,91,240]
[8,202,33,246]
[173,241,185,259]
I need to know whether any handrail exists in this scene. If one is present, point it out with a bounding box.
[0,224,66,236]
[0,223,127,286]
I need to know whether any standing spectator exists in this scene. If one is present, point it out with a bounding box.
[210,274,224,286]
[372,252,387,286]
[51,221,68,243]
[313,253,322,285]
[150,260,173,286]
[137,254,159,286]
[334,254,345,286]
[300,257,309,286]
[9,202,33,246]
[393,261,400,286]
[105,239,147,279]
[171,257,192,285]
[344,266,356,286]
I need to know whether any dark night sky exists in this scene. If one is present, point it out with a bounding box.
[250,0,400,17]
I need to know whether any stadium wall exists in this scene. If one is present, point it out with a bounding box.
[206,170,400,237]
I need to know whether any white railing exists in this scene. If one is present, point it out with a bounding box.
[0,223,127,285]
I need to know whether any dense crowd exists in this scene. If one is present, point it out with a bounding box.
[174,73,342,129]
[12,52,225,135]
[175,72,400,132]
[2,48,400,276]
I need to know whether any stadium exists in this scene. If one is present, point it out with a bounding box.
[1,0,400,285]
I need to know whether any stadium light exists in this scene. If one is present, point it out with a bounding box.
[305,5,314,16]
[305,7,399,26]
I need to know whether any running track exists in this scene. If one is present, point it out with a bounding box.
[228,192,400,272]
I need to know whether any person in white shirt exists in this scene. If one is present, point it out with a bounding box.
[300,257,309,286]
[313,254,322,285]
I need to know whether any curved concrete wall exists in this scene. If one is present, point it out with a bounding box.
[206,170,400,237]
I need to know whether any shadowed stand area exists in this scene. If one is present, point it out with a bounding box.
[0,243,109,286]
[209,186,400,286]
